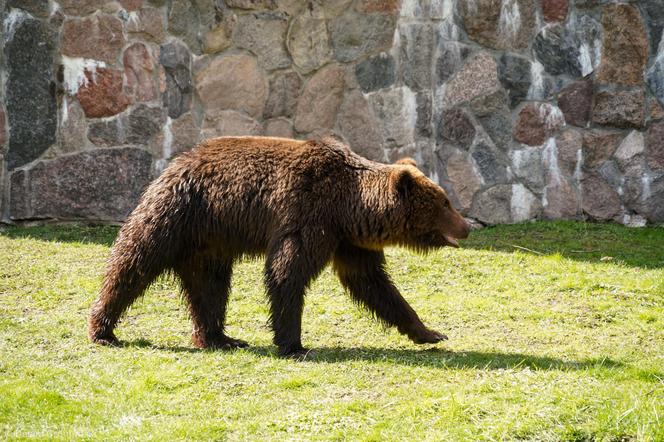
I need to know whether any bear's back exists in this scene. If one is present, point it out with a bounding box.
[160,136,372,253]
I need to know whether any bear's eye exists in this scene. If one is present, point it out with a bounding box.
[443,200,450,208]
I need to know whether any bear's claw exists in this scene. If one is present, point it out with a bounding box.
[90,332,121,347]
[410,328,448,344]
[194,335,249,350]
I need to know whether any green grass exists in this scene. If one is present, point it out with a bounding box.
[0,221,662,441]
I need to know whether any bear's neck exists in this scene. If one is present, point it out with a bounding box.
[344,170,405,250]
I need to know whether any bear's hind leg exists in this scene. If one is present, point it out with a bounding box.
[177,256,247,350]
[333,243,448,345]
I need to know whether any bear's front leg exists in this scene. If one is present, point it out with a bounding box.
[333,242,448,345]
[264,234,332,357]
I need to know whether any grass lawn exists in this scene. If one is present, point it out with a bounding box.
[0,221,662,441]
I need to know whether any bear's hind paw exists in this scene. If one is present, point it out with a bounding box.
[410,328,448,345]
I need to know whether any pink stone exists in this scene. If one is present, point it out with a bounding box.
[542,0,568,22]
[124,43,157,102]
[61,15,125,64]
[77,68,131,118]
[513,103,565,146]
[597,4,648,86]
[127,7,166,43]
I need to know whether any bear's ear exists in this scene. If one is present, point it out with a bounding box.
[395,157,418,168]
[390,168,414,199]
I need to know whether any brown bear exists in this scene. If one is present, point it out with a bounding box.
[88,136,470,356]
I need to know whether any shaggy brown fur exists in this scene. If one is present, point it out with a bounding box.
[88,136,470,356]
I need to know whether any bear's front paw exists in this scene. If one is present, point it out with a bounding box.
[193,334,249,350]
[410,328,448,345]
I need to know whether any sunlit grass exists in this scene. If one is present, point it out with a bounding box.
[1,221,662,441]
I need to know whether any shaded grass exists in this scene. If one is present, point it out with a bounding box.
[0,221,663,441]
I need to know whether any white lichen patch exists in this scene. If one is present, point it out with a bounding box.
[61,55,107,95]
[499,0,522,42]
[538,104,565,132]
[3,8,31,41]
[162,117,173,159]
[527,61,545,100]
[511,183,537,222]
[543,137,561,186]
[49,1,61,17]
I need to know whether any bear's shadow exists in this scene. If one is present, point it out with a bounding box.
[121,339,625,371]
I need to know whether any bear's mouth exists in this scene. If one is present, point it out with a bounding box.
[443,235,459,248]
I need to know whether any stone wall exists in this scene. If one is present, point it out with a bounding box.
[1,0,663,225]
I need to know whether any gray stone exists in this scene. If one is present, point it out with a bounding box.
[571,14,602,76]
[581,172,621,221]
[195,53,267,119]
[338,90,384,162]
[543,177,580,219]
[7,0,49,17]
[368,87,418,149]
[470,91,515,153]
[233,12,290,70]
[264,71,302,119]
[264,118,294,139]
[443,52,502,107]
[329,11,396,62]
[555,129,582,177]
[355,53,396,93]
[399,23,435,91]
[533,24,581,77]
[646,121,664,170]
[58,98,88,154]
[4,15,57,170]
[436,108,475,150]
[225,0,276,9]
[168,113,201,155]
[558,79,593,128]
[470,185,512,225]
[160,40,192,119]
[88,118,124,147]
[614,130,645,170]
[647,52,664,109]
[460,0,537,51]
[202,110,263,139]
[511,146,544,190]
[582,130,623,169]
[415,92,432,138]
[497,53,530,107]
[511,183,542,222]
[471,141,509,186]
[127,105,166,145]
[641,0,664,57]
[294,64,345,133]
[593,89,645,129]
[168,0,219,54]
[9,148,154,221]
[445,149,482,212]
[598,160,623,191]
[287,12,331,74]
[434,41,471,85]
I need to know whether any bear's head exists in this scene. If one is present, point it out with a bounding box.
[390,164,470,250]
